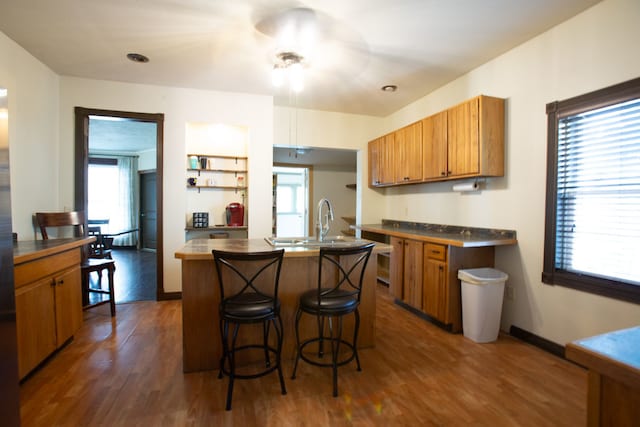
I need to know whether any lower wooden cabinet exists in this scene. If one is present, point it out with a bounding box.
[14,248,83,379]
[390,237,423,310]
[423,243,447,322]
[390,237,495,332]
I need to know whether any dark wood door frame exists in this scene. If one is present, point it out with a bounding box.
[74,107,172,300]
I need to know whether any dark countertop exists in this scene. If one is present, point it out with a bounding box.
[354,219,517,248]
[13,237,95,264]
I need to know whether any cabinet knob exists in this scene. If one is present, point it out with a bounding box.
[441,171,446,176]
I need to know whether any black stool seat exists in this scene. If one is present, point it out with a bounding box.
[213,249,287,411]
[298,288,359,315]
[291,243,374,397]
[222,293,280,321]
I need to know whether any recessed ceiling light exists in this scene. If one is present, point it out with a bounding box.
[381,85,397,92]
[127,53,149,63]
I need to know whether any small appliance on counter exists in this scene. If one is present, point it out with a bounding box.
[225,203,244,226]
[192,212,209,228]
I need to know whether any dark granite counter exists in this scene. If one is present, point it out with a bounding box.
[354,219,517,248]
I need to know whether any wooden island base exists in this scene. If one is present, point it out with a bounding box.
[176,238,390,373]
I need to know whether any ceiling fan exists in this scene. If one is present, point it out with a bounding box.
[252,5,371,94]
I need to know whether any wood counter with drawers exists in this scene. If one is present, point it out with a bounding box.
[13,237,93,379]
[355,221,517,332]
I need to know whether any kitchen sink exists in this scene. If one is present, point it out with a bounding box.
[265,235,366,247]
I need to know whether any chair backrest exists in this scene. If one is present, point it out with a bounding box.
[317,243,375,302]
[35,211,85,240]
[87,226,111,258]
[212,249,285,306]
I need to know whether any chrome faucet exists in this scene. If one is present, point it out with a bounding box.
[316,198,334,242]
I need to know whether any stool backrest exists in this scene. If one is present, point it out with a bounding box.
[35,211,85,240]
[212,249,285,306]
[317,243,375,302]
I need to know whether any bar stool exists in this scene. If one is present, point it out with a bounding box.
[212,248,287,411]
[291,243,374,397]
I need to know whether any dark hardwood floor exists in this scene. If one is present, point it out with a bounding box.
[19,284,587,426]
[87,247,156,304]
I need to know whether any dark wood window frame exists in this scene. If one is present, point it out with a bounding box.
[543,77,640,304]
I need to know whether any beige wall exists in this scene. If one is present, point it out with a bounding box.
[374,0,640,344]
[0,32,60,239]
[273,106,384,226]
[312,167,357,237]
[57,77,273,292]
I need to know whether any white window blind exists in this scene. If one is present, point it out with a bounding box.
[555,98,640,286]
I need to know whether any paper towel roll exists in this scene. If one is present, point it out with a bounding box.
[452,182,479,192]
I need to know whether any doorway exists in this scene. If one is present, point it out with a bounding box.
[273,166,311,237]
[74,107,166,301]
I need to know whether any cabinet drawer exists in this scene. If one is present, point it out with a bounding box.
[14,248,81,288]
[425,243,446,261]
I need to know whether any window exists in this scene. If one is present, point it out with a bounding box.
[543,77,640,304]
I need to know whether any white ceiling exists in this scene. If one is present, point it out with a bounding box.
[0,0,601,117]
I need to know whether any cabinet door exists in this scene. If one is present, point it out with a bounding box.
[423,258,447,321]
[15,278,57,379]
[394,121,423,184]
[389,237,405,299]
[447,98,479,176]
[368,135,395,187]
[368,138,382,187]
[380,133,395,185]
[54,266,83,345]
[422,111,448,179]
[403,240,423,309]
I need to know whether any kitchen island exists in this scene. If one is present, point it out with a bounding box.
[175,238,392,373]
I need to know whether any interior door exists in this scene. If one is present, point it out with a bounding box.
[140,171,157,251]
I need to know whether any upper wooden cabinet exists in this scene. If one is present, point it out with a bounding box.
[394,121,423,184]
[369,94,505,187]
[445,95,504,179]
[422,110,448,180]
[368,133,395,187]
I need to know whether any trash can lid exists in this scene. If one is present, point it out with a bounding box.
[458,267,508,284]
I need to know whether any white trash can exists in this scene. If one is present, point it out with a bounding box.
[458,268,509,343]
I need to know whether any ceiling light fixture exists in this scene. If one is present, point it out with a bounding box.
[272,51,305,93]
[126,53,149,63]
[381,85,398,92]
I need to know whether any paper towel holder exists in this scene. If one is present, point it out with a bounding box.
[452,178,482,192]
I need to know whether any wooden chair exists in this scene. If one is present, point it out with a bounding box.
[35,211,116,316]
[87,226,113,259]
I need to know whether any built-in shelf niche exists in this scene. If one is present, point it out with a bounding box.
[185,122,249,237]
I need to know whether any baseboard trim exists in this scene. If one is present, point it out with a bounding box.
[509,325,565,358]
[394,298,453,332]
[157,291,182,301]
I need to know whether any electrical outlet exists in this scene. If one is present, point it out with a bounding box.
[505,285,515,301]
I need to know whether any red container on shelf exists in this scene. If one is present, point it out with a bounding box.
[225,203,244,226]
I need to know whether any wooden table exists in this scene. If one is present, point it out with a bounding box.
[175,238,392,373]
[565,326,640,427]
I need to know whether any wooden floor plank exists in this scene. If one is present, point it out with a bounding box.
[20,284,586,426]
